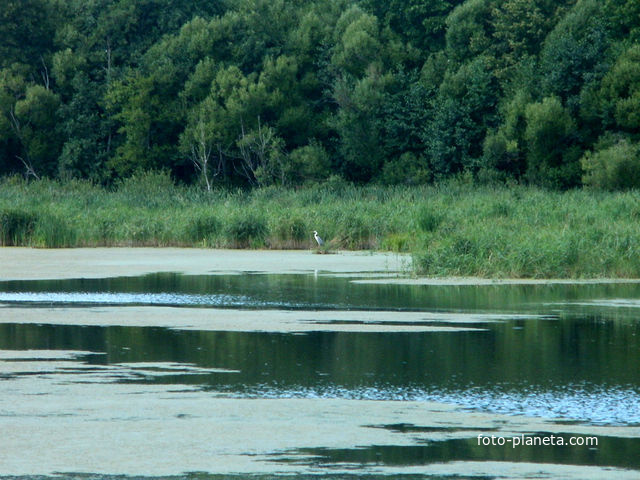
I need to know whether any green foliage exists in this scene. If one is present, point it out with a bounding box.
[0,0,55,69]
[524,96,581,189]
[445,0,492,62]
[0,209,37,246]
[226,213,268,248]
[273,216,307,248]
[331,6,382,77]
[539,0,609,111]
[427,56,499,176]
[416,206,444,232]
[380,152,431,185]
[598,44,640,132]
[361,0,461,55]
[581,137,640,190]
[2,180,640,277]
[287,142,331,184]
[12,85,62,177]
[184,212,220,245]
[0,0,638,190]
[490,0,559,79]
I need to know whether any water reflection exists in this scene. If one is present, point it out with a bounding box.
[274,434,640,469]
[3,273,640,313]
[1,273,640,474]
[1,314,639,425]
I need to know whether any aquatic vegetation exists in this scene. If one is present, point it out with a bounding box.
[1,176,640,277]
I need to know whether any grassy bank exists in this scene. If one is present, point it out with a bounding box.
[1,173,640,278]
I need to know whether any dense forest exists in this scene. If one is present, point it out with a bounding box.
[1,0,639,189]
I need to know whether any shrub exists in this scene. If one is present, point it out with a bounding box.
[0,209,37,246]
[226,213,268,248]
[336,215,371,249]
[185,213,220,245]
[288,142,331,184]
[381,233,412,252]
[581,138,640,190]
[274,216,307,248]
[115,170,177,208]
[32,212,77,248]
[416,206,444,232]
[379,153,432,186]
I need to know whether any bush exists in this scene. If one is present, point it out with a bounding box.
[226,213,268,248]
[0,209,37,246]
[336,215,371,249]
[115,171,177,208]
[32,212,77,248]
[524,96,581,189]
[185,212,220,245]
[288,142,331,184]
[379,152,431,186]
[273,216,307,247]
[416,206,444,232]
[581,138,640,190]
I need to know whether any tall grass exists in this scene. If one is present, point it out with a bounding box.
[1,173,640,277]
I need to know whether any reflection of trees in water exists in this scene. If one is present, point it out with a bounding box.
[1,311,639,392]
[284,434,640,470]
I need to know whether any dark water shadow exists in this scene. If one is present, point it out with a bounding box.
[273,434,640,470]
[0,475,486,480]
[3,272,640,313]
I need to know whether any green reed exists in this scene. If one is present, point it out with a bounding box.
[1,173,640,278]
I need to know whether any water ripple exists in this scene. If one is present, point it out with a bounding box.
[229,383,640,426]
[0,291,276,307]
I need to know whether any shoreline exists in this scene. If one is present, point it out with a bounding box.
[2,247,640,284]
[0,247,408,280]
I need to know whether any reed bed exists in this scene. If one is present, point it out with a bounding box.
[2,172,640,278]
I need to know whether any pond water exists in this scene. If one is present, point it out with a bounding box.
[1,273,640,478]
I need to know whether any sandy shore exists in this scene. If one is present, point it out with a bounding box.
[0,247,409,280]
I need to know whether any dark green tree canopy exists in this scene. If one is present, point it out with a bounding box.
[0,0,638,189]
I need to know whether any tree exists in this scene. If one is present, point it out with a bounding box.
[598,45,640,133]
[237,118,286,186]
[181,96,223,190]
[604,0,640,42]
[287,141,331,184]
[490,0,561,81]
[582,136,640,189]
[424,56,499,176]
[331,6,383,78]
[332,68,393,182]
[481,89,530,179]
[11,85,61,178]
[445,0,493,63]
[524,96,581,188]
[0,0,55,69]
[539,0,610,113]
[360,0,464,55]
[0,66,29,176]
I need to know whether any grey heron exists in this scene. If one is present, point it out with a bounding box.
[313,230,324,247]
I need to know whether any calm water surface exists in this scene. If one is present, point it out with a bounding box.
[1,273,640,477]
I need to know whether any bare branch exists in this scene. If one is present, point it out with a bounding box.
[16,156,39,180]
[40,56,50,90]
